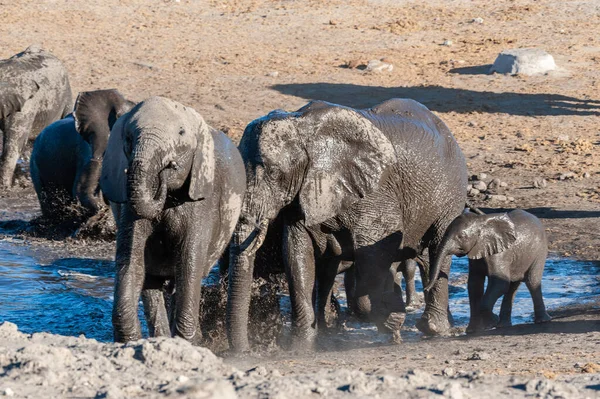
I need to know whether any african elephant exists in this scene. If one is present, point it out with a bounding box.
[30,89,133,220]
[88,96,245,343]
[424,209,552,332]
[226,98,469,352]
[0,45,72,187]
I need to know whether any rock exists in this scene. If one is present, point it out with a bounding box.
[176,380,236,399]
[556,134,570,142]
[442,40,453,46]
[366,59,393,72]
[345,59,362,69]
[473,181,487,191]
[533,178,547,188]
[468,188,480,196]
[477,173,488,181]
[2,388,14,397]
[177,375,190,383]
[487,178,502,189]
[442,367,456,377]
[467,351,491,360]
[246,366,268,377]
[443,382,464,399]
[500,181,508,188]
[559,172,575,180]
[583,172,591,178]
[507,197,515,202]
[470,17,484,24]
[486,194,507,202]
[94,385,122,399]
[467,121,477,127]
[490,48,556,75]
[266,71,279,77]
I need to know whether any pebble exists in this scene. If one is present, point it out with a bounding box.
[559,172,575,180]
[246,366,268,377]
[366,59,393,72]
[442,367,456,377]
[473,181,487,191]
[507,196,515,202]
[468,188,480,197]
[443,382,464,399]
[471,17,484,24]
[467,352,491,361]
[2,388,14,397]
[487,194,507,202]
[487,178,501,189]
[266,71,279,77]
[556,134,570,142]
[442,40,453,46]
[533,178,547,188]
[177,375,189,383]
[477,173,488,181]
[500,181,508,188]
[583,172,591,178]
[467,121,477,127]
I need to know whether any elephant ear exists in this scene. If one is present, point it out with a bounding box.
[73,89,134,144]
[188,111,215,201]
[468,213,517,259]
[99,115,128,204]
[298,106,398,226]
[0,80,39,119]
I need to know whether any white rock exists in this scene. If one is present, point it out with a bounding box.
[266,71,279,77]
[471,17,484,24]
[489,48,556,75]
[473,181,487,191]
[366,59,393,73]
[442,40,453,46]
[2,388,14,397]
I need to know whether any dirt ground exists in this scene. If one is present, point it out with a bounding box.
[1,0,600,397]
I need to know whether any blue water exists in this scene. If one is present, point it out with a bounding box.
[0,239,598,342]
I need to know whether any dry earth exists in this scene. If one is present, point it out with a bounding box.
[1,0,600,397]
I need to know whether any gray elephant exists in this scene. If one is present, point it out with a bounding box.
[0,45,72,187]
[226,98,469,352]
[424,209,552,332]
[86,96,246,343]
[30,89,133,221]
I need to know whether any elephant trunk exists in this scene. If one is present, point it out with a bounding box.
[226,217,269,352]
[76,158,104,213]
[423,237,456,292]
[127,149,169,220]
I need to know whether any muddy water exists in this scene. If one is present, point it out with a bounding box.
[0,238,598,343]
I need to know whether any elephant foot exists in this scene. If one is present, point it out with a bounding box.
[416,311,451,336]
[535,312,552,324]
[480,311,499,330]
[290,329,317,352]
[496,319,512,329]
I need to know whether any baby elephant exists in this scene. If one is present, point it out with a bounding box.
[425,209,551,332]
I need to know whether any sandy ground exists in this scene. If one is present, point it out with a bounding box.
[1,0,600,397]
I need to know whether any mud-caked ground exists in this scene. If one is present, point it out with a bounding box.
[1,0,600,397]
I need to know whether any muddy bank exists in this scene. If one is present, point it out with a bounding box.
[0,321,598,399]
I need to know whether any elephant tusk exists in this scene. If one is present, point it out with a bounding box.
[244,219,269,257]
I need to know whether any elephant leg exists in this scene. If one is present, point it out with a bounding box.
[141,276,170,337]
[402,259,417,307]
[480,275,508,329]
[283,222,317,349]
[113,213,152,342]
[172,245,205,344]
[466,259,486,333]
[526,259,552,324]
[498,281,520,328]
[0,113,34,187]
[316,258,340,331]
[417,243,452,336]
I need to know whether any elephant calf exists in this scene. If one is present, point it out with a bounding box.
[93,96,245,343]
[425,209,552,332]
[30,89,133,222]
[0,45,72,188]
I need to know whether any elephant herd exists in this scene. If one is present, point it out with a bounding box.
[1,45,551,351]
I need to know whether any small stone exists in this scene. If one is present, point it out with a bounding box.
[266,71,279,77]
[477,173,488,181]
[442,40,453,46]
[346,59,362,69]
[556,134,570,142]
[246,366,268,377]
[473,181,487,191]
[583,172,591,178]
[559,172,575,180]
[507,197,515,202]
[470,17,484,24]
[487,178,501,189]
[466,184,473,190]
[329,20,338,25]
[490,48,557,76]
[443,382,464,399]
[2,388,14,397]
[442,367,456,377]
[486,194,507,202]
[366,59,393,72]
[500,181,508,188]
[313,386,327,395]
[467,121,477,127]
[533,178,547,188]
[467,351,491,360]
[468,188,480,196]
[177,375,189,383]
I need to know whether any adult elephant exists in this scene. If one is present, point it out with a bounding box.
[90,96,245,343]
[0,45,72,188]
[227,98,469,352]
[30,89,133,220]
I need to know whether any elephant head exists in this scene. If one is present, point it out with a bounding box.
[100,96,215,219]
[73,89,134,212]
[227,101,397,351]
[424,211,517,292]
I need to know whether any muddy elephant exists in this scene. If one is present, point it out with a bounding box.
[89,96,246,343]
[425,209,552,332]
[30,90,133,220]
[226,98,469,352]
[0,45,72,188]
